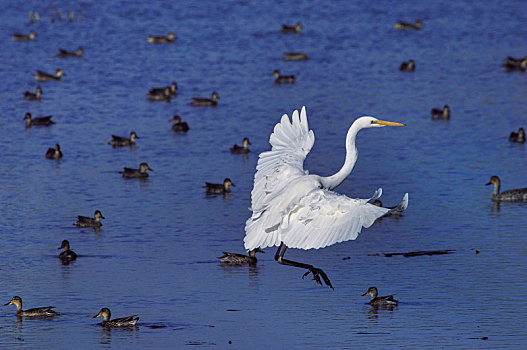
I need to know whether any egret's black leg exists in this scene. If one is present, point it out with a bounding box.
[274,243,333,289]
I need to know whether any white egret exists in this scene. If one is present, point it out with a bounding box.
[244,107,408,288]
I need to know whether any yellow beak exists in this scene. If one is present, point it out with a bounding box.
[374,120,406,126]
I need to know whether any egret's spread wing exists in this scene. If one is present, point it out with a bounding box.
[280,189,395,250]
[250,106,315,214]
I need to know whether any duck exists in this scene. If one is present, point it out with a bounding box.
[503,58,527,72]
[169,115,189,132]
[93,308,139,327]
[149,82,178,96]
[74,210,105,227]
[486,176,527,201]
[190,92,219,106]
[504,55,527,66]
[281,22,302,34]
[509,127,526,143]
[218,248,265,265]
[45,144,63,159]
[24,112,54,127]
[34,69,65,82]
[23,86,42,101]
[146,87,171,101]
[431,105,450,120]
[4,296,60,317]
[399,59,415,72]
[12,31,36,41]
[394,20,422,30]
[147,32,176,44]
[230,137,251,154]
[108,131,139,147]
[56,46,83,58]
[362,287,398,306]
[270,69,295,84]
[119,162,153,178]
[58,240,77,261]
[203,178,235,194]
[282,52,309,61]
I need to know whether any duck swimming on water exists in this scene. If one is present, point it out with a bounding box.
[281,22,302,34]
[147,32,176,43]
[149,82,178,96]
[362,287,398,306]
[399,59,415,72]
[271,69,296,84]
[23,86,42,101]
[282,52,309,61]
[45,144,63,159]
[230,137,251,154]
[170,115,189,132]
[394,20,422,30]
[58,240,77,261]
[93,308,139,327]
[24,112,54,127]
[190,92,219,106]
[12,31,36,41]
[204,178,235,194]
[486,176,527,201]
[119,162,153,178]
[108,131,139,147]
[218,248,265,265]
[431,105,450,120]
[509,128,525,143]
[146,87,171,101]
[4,296,60,316]
[74,210,105,227]
[503,58,527,72]
[56,46,83,58]
[34,69,65,82]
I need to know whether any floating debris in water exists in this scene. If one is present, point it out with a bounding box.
[383,250,455,257]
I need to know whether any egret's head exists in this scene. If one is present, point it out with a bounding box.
[358,116,405,129]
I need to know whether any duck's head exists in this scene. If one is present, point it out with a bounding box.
[271,69,281,77]
[211,92,219,101]
[167,32,176,40]
[139,162,153,172]
[23,112,32,121]
[361,286,378,298]
[518,128,525,137]
[372,199,383,207]
[415,20,422,28]
[55,144,61,150]
[76,47,84,56]
[223,178,235,188]
[170,115,182,123]
[29,31,36,40]
[242,137,251,147]
[486,175,500,186]
[170,82,178,92]
[130,131,139,141]
[36,86,42,95]
[56,69,65,77]
[296,22,303,31]
[4,296,22,308]
[93,307,111,320]
[94,210,105,220]
[58,240,70,250]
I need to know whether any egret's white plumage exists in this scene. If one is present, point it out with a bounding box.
[244,107,408,253]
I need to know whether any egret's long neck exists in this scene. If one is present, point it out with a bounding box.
[320,123,360,190]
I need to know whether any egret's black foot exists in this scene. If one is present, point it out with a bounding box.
[302,267,334,289]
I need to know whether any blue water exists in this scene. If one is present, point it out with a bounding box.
[1,0,527,348]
